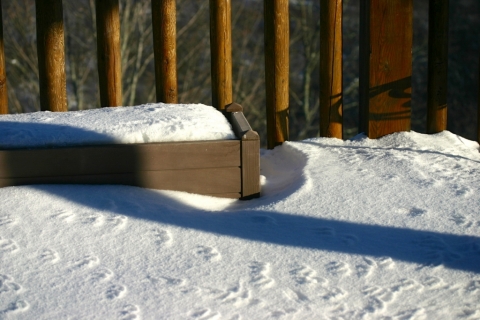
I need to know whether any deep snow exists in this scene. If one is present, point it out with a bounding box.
[0,105,480,319]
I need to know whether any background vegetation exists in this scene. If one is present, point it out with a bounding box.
[3,0,479,145]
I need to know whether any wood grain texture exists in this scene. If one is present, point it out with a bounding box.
[0,0,7,114]
[427,0,449,133]
[0,167,241,196]
[241,132,260,199]
[264,0,289,149]
[0,141,240,178]
[209,0,233,110]
[96,0,122,107]
[152,0,178,103]
[320,0,343,139]
[359,0,412,138]
[35,0,67,112]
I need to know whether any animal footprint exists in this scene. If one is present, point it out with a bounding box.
[196,246,220,262]
[216,282,250,306]
[376,256,395,269]
[0,274,21,293]
[188,308,220,319]
[312,227,336,237]
[0,215,15,226]
[289,265,326,285]
[51,209,75,222]
[106,215,128,230]
[1,300,29,314]
[105,284,127,300]
[79,212,104,227]
[0,237,18,253]
[322,287,347,301]
[120,304,140,320]
[39,248,60,264]
[391,279,417,292]
[340,234,358,246]
[326,261,351,276]
[422,276,445,290]
[72,255,99,271]
[153,228,172,247]
[355,257,376,278]
[89,268,114,283]
[450,214,472,227]
[465,279,480,293]
[249,261,275,289]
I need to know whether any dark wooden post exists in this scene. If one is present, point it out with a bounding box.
[209,0,232,111]
[320,0,342,139]
[264,0,289,149]
[96,0,122,107]
[478,54,480,144]
[0,0,7,114]
[427,0,449,133]
[35,0,68,112]
[152,0,178,103]
[359,0,412,138]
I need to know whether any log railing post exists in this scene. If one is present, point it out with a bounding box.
[96,0,122,107]
[35,0,68,112]
[320,0,342,139]
[152,0,177,103]
[0,0,7,114]
[478,54,480,144]
[264,0,289,149]
[427,0,449,133]
[359,0,412,138]
[209,0,232,111]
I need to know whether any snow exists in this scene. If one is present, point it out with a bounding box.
[0,103,235,149]
[1,106,480,319]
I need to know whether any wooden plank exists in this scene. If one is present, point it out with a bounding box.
[427,0,449,133]
[152,0,178,103]
[96,0,122,107]
[209,0,233,110]
[0,140,240,178]
[0,0,7,114]
[240,131,260,199]
[0,167,241,195]
[320,0,343,139]
[264,0,289,149]
[35,0,68,112]
[359,0,412,138]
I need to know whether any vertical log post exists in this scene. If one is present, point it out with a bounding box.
[427,0,449,133]
[359,0,412,138]
[209,0,232,111]
[96,0,122,107]
[152,0,177,103]
[264,0,289,149]
[0,0,7,114]
[35,0,67,112]
[478,54,480,144]
[320,0,343,139]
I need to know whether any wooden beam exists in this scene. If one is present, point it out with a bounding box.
[152,0,178,103]
[96,0,122,107]
[35,0,67,112]
[359,0,412,138]
[320,0,343,139]
[209,0,232,110]
[264,0,289,149]
[0,0,7,114]
[427,0,449,133]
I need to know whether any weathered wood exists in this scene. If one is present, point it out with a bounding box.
[35,0,67,112]
[228,108,254,139]
[264,0,289,149]
[96,0,122,107]
[0,167,241,196]
[359,0,412,138]
[478,54,480,144]
[240,132,260,199]
[152,0,178,103]
[0,140,240,178]
[209,0,232,110]
[0,0,7,114]
[427,0,449,133]
[320,0,343,139]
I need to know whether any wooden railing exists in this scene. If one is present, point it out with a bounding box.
[0,0,478,149]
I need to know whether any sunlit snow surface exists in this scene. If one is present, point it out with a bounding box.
[0,103,235,149]
[1,128,480,319]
